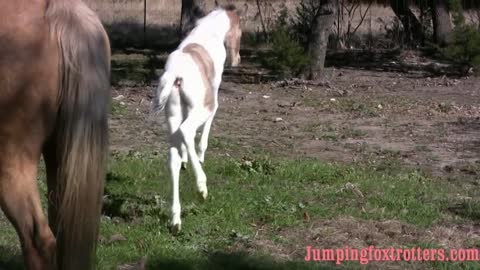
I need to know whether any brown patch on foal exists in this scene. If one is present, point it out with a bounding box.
[182,43,215,111]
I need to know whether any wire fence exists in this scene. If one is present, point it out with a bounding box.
[84,0,479,49]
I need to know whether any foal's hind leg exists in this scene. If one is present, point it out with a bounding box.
[198,106,218,163]
[0,151,56,270]
[198,77,221,163]
[180,143,188,170]
[179,110,210,200]
[167,129,184,233]
[165,97,185,233]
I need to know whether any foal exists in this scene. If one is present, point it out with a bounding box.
[153,5,242,232]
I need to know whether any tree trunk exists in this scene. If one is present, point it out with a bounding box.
[306,0,337,81]
[431,0,453,46]
[180,0,206,38]
[389,0,425,44]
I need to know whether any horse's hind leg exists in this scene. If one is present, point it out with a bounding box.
[167,118,184,234]
[179,110,210,200]
[180,143,188,170]
[42,139,60,241]
[0,150,56,270]
[165,92,185,233]
[198,106,218,164]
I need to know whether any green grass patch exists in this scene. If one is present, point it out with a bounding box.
[110,100,128,116]
[94,153,456,268]
[110,52,164,85]
[0,153,476,269]
[302,97,382,117]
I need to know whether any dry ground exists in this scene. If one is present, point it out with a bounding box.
[110,55,480,181]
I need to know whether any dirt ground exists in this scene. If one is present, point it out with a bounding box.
[110,54,480,181]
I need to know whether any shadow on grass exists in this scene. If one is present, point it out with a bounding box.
[325,48,464,77]
[110,49,167,86]
[147,251,345,270]
[0,250,344,270]
[0,246,23,270]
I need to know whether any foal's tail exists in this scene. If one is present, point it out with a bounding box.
[46,1,110,269]
[152,71,178,113]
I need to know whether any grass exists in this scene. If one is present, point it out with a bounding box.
[0,152,479,269]
[302,97,382,118]
[111,100,128,116]
[99,153,449,268]
[303,121,366,142]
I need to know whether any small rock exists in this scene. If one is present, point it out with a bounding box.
[274,117,283,122]
[262,95,270,99]
[330,98,336,102]
[277,102,292,108]
[117,257,147,270]
[108,234,127,244]
[376,220,403,237]
[443,165,453,172]
[113,95,125,101]
[112,217,124,224]
[456,195,472,201]
[98,235,107,244]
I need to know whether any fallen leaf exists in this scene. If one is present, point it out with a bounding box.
[303,212,310,223]
[113,95,125,101]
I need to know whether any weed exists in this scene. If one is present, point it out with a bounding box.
[111,100,128,115]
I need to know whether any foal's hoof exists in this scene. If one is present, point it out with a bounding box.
[181,162,187,170]
[168,222,182,235]
[198,189,208,201]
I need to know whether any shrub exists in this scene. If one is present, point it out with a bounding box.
[440,0,480,74]
[261,8,310,77]
[291,0,322,49]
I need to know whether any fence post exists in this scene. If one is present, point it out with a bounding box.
[144,0,147,47]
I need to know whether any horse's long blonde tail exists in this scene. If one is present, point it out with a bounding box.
[46,1,110,269]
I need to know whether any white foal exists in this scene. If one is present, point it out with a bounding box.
[152,4,242,233]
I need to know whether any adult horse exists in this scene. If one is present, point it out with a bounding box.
[0,0,110,269]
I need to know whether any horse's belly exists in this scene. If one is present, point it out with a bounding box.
[0,6,58,146]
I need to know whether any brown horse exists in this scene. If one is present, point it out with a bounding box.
[0,0,110,269]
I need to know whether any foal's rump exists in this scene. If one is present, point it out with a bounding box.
[153,48,213,114]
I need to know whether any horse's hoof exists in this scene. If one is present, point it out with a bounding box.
[169,222,181,235]
[198,189,208,201]
[181,162,187,170]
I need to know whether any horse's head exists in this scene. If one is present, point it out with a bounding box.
[224,5,243,67]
